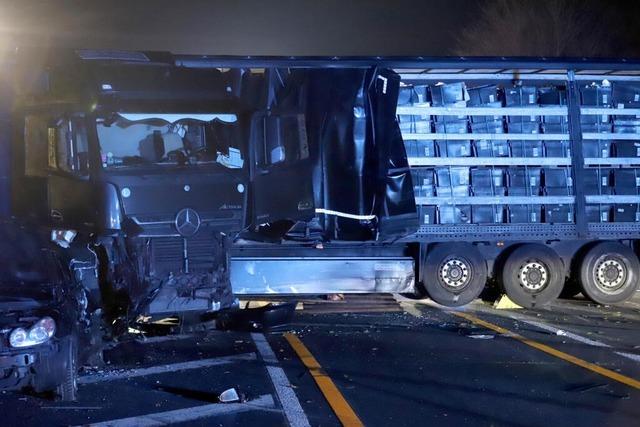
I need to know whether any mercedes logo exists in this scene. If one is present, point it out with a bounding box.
[174,208,201,237]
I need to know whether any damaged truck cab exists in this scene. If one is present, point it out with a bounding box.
[6,50,418,327]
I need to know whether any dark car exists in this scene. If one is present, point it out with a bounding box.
[0,222,88,400]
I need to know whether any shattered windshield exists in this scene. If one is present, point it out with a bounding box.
[97,113,244,169]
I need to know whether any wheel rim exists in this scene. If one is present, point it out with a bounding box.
[593,255,628,294]
[518,260,549,292]
[439,257,471,290]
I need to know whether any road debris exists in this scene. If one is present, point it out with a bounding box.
[494,295,523,310]
[467,334,496,340]
[219,388,241,403]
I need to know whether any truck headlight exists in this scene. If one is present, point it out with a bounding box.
[9,317,56,348]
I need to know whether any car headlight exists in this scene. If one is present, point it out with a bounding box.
[9,317,56,348]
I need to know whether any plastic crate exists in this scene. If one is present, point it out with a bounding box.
[437,140,472,157]
[411,169,435,197]
[508,205,542,223]
[475,140,510,157]
[507,120,540,134]
[544,204,574,223]
[436,167,470,187]
[472,205,505,223]
[581,122,612,132]
[583,169,612,195]
[614,123,640,133]
[613,204,639,222]
[436,186,469,197]
[510,140,544,157]
[398,86,416,106]
[581,84,612,107]
[543,168,572,187]
[586,205,612,222]
[439,205,471,224]
[542,122,569,134]
[468,85,501,106]
[418,205,437,225]
[612,82,640,108]
[435,120,469,134]
[505,86,537,106]
[430,82,468,107]
[538,86,567,106]
[544,141,571,157]
[582,140,611,158]
[613,169,639,195]
[405,140,437,158]
[398,115,432,133]
[507,167,542,195]
[470,119,504,133]
[614,140,640,158]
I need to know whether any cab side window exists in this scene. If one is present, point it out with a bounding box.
[24,114,90,177]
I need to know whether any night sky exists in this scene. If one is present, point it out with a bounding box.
[1,0,639,57]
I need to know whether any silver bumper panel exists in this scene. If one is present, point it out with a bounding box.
[230,257,415,295]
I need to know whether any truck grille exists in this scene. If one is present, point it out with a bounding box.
[151,232,218,275]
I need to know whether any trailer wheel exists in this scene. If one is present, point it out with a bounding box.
[500,244,564,308]
[579,241,640,305]
[423,243,487,307]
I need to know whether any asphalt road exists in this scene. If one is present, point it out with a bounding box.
[1,295,639,426]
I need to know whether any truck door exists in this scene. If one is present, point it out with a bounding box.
[22,110,97,229]
[369,69,419,239]
[249,112,315,225]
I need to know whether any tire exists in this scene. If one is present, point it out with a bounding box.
[500,244,564,308]
[578,241,640,305]
[423,243,487,307]
[56,337,78,402]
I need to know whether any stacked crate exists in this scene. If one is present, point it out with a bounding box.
[400,79,574,226]
[581,82,640,223]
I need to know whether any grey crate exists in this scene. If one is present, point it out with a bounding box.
[439,205,471,224]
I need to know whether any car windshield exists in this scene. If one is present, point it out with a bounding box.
[97,113,244,169]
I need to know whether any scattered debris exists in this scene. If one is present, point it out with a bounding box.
[467,334,495,340]
[494,295,522,310]
[216,302,297,332]
[218,388,240,403]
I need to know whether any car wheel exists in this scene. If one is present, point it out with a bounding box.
[579,241,640,305]
[423,243,487,307]
[56,337,78,402]
[500,244,564,308]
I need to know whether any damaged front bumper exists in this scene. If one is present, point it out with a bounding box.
[144,272,236,317]
[0,342,65,392]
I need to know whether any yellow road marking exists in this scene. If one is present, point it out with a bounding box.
[450,310,640,390]
[284,333,364,427]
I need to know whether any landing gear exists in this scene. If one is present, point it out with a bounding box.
[500,244,564,308]
[423,243,487,307]
[578,242,640,305]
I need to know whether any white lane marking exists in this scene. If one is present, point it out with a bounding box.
[251,333,311,427]
[79,353,256,384]
[394,294,640,364]
[615,351,640,362]
[81,394,275,427]
[514,318,610,348]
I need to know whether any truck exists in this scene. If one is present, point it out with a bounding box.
[2,50,640,335]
